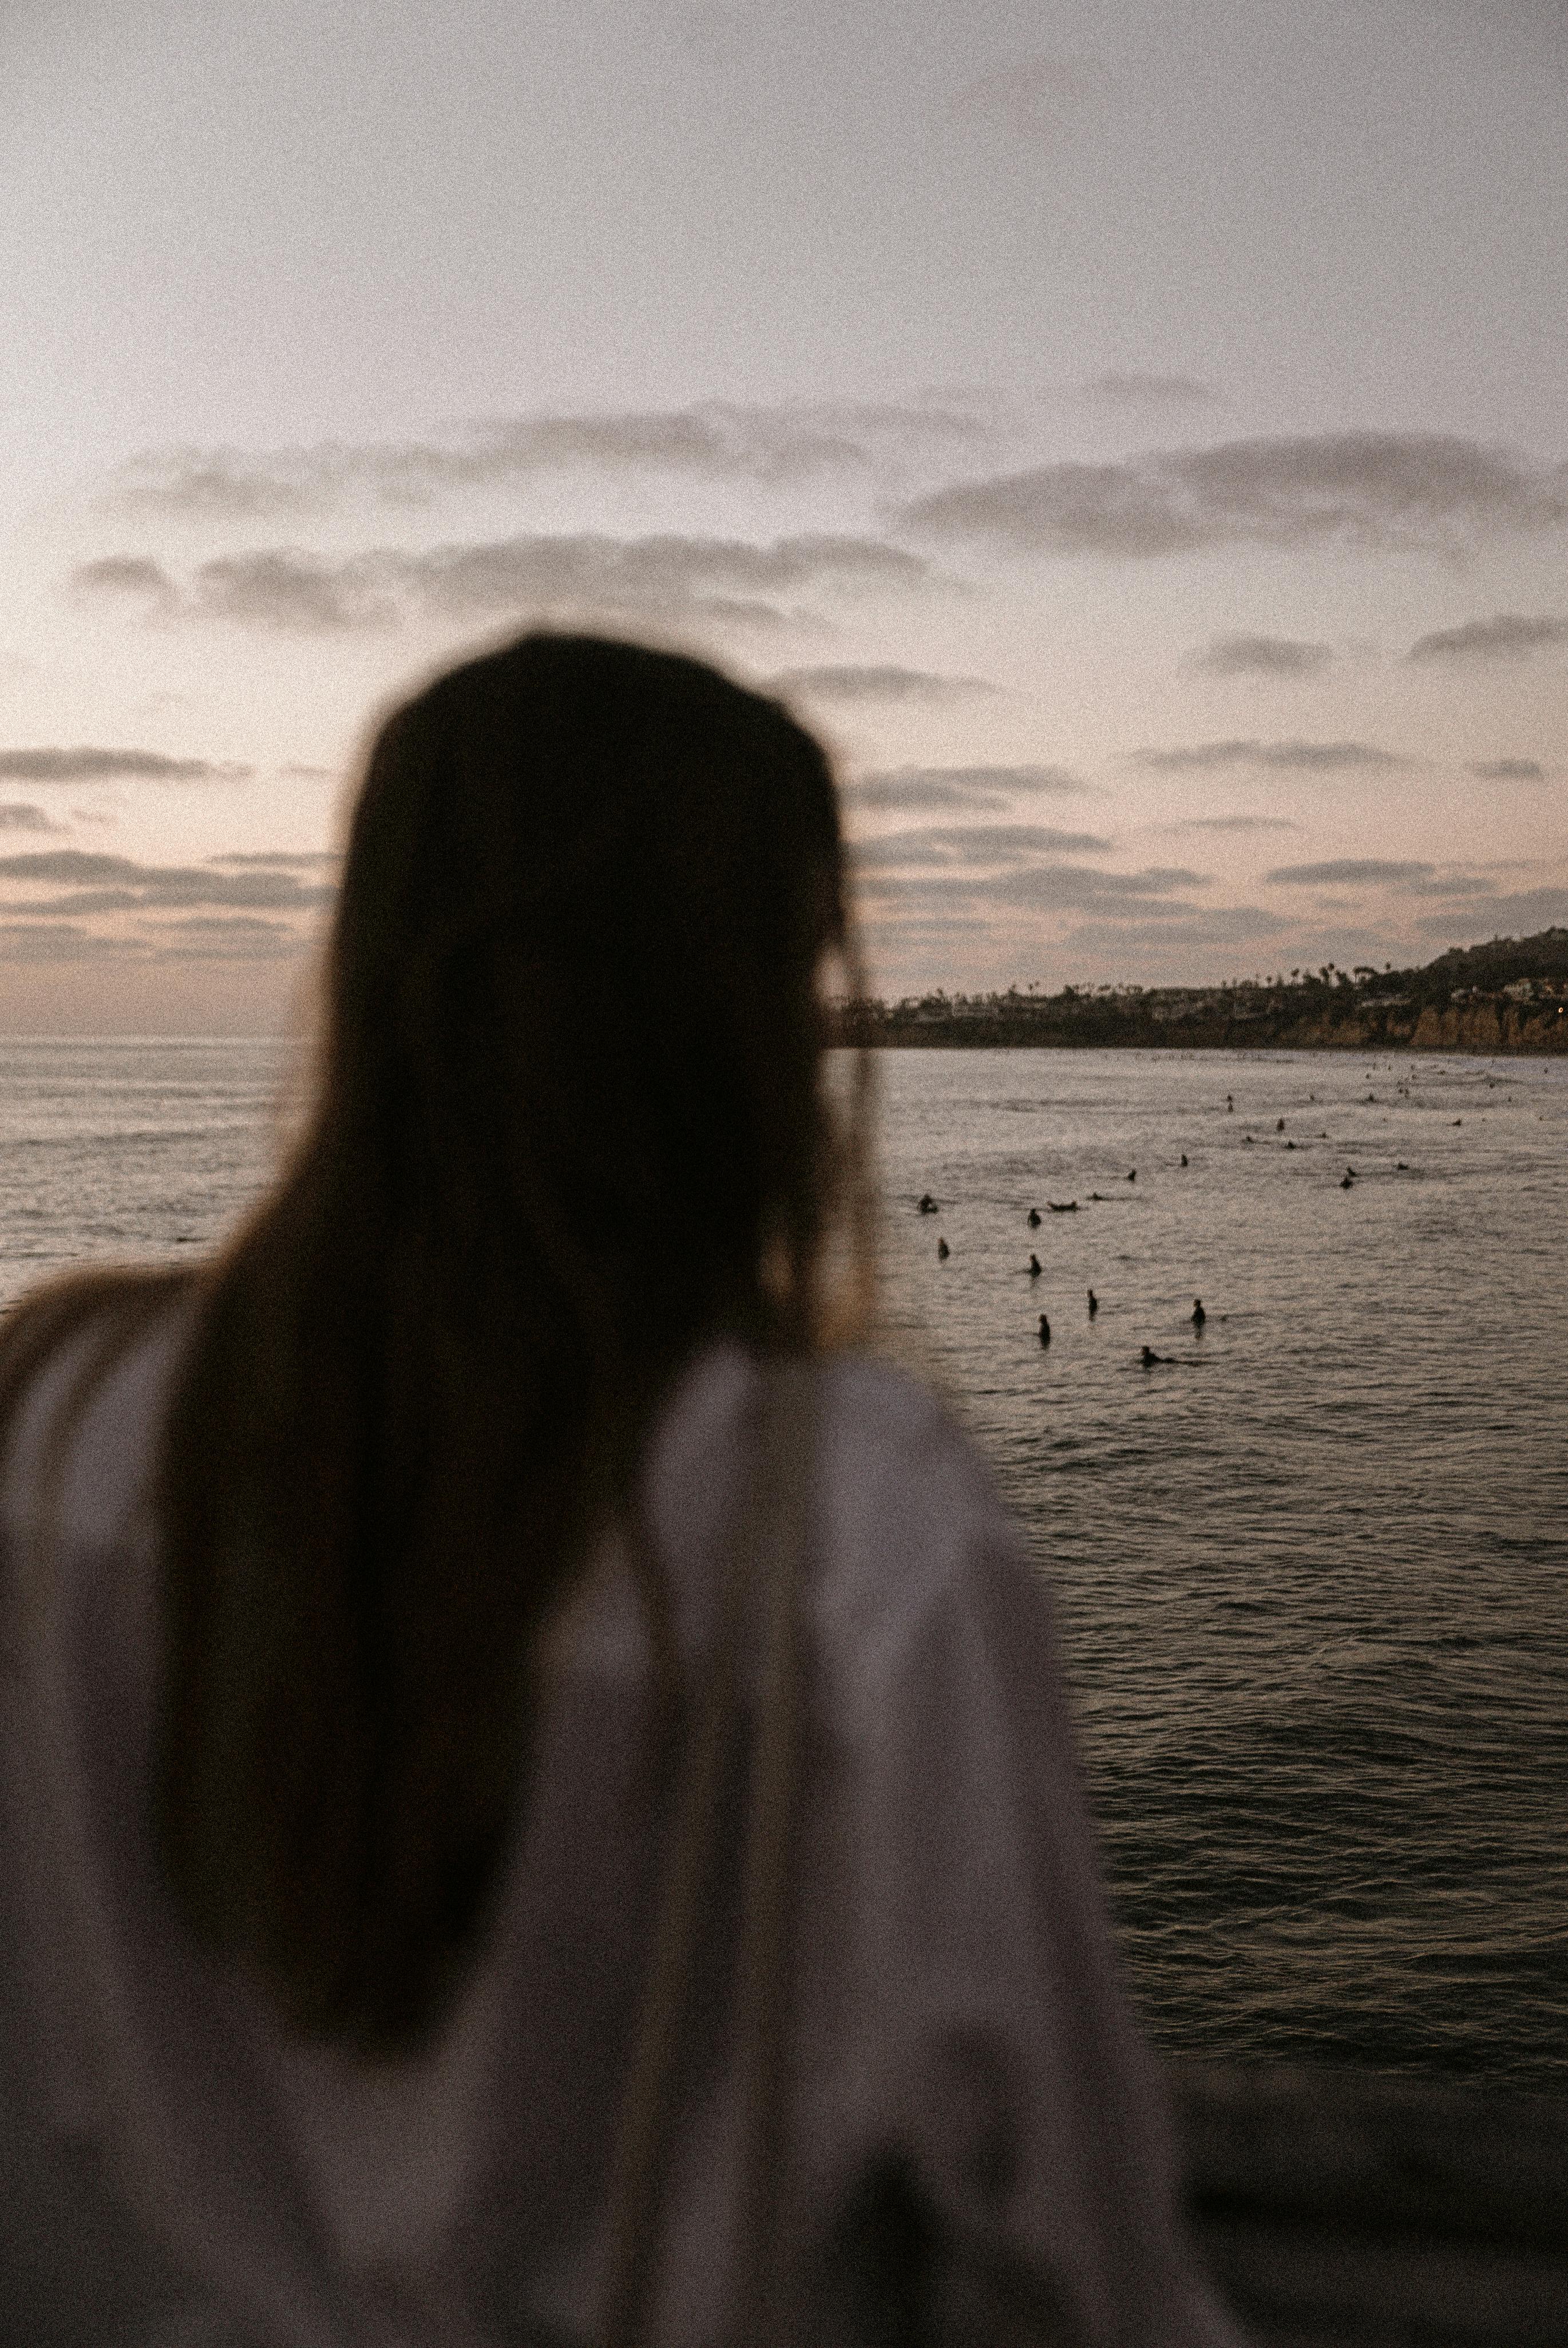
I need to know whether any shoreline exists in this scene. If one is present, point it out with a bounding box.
[837,1019,1567,1056]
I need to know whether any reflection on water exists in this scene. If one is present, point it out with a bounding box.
[1,1038,1563,2084]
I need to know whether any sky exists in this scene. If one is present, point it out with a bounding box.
[1,0,1565,1031]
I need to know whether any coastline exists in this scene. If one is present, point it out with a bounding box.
[840,1015,1567,1054]
[834,923,1568,1056]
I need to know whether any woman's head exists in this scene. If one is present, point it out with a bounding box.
[151,632,869,2050]
[322,631,857,1361]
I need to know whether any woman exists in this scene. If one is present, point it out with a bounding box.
[0,635,1239,2345]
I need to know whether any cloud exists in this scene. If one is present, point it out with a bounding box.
[850,823,1113,873]
[0,746,252,782]
[0,804,64,832]
[1401,873,1496,898]
[898,430,1568,559]
[0,849,334,915]
[979,864,1205,911]
[1406,612,1568,663]
[1413,887,1568,940]
[1082,372,1219,409]
[859,865,1207,918]
[209,851,342,869]
[1165,814,1301,833]
[0,922,146,964]
[69,555,178,609]
[1062,907,1292,951]
[71,533,928,635]
[1191,633,1334,677]
[1469,757,1548,781]
[765,664,997,704]
[1265,859,1435,886]
[146,916,305,961]
[842,763,1087,815]
[1133,738,1411,773]
[106,400,993,520]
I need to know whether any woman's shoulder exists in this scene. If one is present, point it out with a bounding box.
[646,1338,1025,1654]
[0,1269,198,1550]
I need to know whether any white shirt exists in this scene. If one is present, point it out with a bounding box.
[0,1304,1244,2346]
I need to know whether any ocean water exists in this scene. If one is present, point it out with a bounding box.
[1,1036,1563,2088]
[873,1046,1568,2090]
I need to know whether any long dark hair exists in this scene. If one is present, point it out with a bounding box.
[1,633,870,2053]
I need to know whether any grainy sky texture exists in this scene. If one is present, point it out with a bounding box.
[2,0,1565,1028]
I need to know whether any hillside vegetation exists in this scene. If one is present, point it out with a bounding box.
[836,927,1568,1054]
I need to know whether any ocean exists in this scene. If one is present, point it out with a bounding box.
[2,1036,1564,2088]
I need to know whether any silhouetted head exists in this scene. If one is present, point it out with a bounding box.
[322,632,861,1353]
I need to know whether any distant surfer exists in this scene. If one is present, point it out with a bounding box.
[1027,1207,1042,1228]
[1028,1254,1042,1277]
[1126,1168,1136,1182]
[918,1193,936,1213]
[937,1236,950,1259]
[1226,1094,1234,1112]
[1276,1117,1285,1131]
[1038,1315,1051,1347]
[1141,1346,1165,1367]
[1190,1299,1205,1327]
[1087,1288,1098,1316]
[1340,1172,1353,1189]
[1179,1153,1187,1167]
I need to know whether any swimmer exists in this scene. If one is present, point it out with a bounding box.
[937,1237,950,1259]
[1340,1172,1353,1189]
[1027,1207,1042,1228]
[1028,1254,1042,1277]
[1038,1315,1051,1347]
[1190,1299,1206,1327]
[1276,1118,1285,1132]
